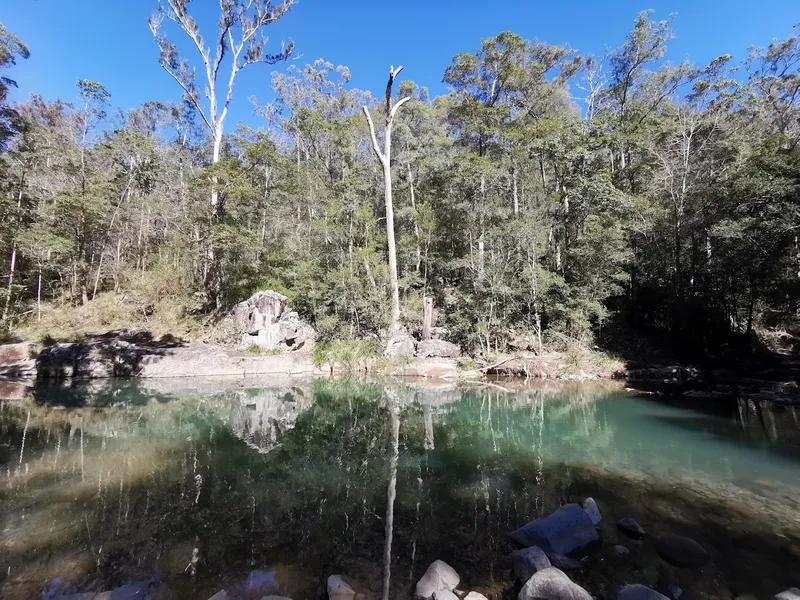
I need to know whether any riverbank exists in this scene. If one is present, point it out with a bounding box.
[1,329,799,405]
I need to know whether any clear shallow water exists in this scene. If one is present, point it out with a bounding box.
[2,378,800,599]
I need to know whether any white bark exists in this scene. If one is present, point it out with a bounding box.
[363,66,411,329]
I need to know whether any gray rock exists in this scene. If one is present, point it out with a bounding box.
[655,535,710,568]
[512,546,551,582]
[208,593,230,600]
[582,497,602,526]
[617,518,647,539]
[327,574,364,600]
[511,504,600,556]
[549,554,583,570]
[774,588,800,600]
[417,339,461,358]
[235,290,314,352]
[385,326,417,358]
[518,567,592,600]
[617,584,669,600]
[432,591,459,600]
[464,594,488,600]
[614,545,631,556]
[416,560,460,599]
[664,585,683,600]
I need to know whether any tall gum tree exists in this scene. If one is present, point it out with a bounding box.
[363,67,411,330]
[149,0,294,308]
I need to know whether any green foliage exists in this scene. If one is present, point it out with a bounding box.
[2,15,799,359]
[312,339,381,372]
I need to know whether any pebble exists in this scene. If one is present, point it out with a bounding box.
[617,518,647,539]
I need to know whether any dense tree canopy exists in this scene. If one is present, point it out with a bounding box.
[2,13,799,359]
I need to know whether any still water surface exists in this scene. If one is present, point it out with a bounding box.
[2,378,800,599]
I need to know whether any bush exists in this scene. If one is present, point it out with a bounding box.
[312,338,381,373]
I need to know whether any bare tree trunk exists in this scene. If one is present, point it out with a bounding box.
[512,165,519,217]
[363,66,411,330]
[384,158,401,326]
[408,165,421,273]
[36,265,42,321]
[2,169,25,324]
[422,296,433,341]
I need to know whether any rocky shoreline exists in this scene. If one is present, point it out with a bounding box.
[41,495,800,600]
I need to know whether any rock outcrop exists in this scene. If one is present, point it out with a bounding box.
[417,339,461,359]
[234,290,314,352]
[384,326,416,358]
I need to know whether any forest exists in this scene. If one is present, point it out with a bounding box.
[0,3,799,361]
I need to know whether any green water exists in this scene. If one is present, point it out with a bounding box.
[2,378,800,599]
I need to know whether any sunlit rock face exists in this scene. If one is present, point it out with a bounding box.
[233,290,315,352]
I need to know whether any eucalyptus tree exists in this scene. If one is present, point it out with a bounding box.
[363,67,411,331]
[149,0,295,308]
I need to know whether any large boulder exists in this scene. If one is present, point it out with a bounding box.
[512,546,551,582]
[518,567,592,600]
[511,504,600,557]
[416,560,460,599]
[775,589,800,600]
[234,291,314,352]
[416,339,461,359]
[385,326,416,359]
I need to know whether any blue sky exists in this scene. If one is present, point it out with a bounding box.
[4,0,798,128]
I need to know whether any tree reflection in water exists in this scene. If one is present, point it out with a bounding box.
[1,379,800,599]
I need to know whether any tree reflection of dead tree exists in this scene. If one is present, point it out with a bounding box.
[18,408,30,470]
[423,404,434,451]
[382,389,401,600]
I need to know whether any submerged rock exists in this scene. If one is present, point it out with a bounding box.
[511,504,600,556]
[416,560,460,599]
[327,574,369,600]
[617,584,669,600]
[614,545,631,556]
[664,585,683,600]
[432,591,459,600]
[512,546,551,582]
[775,589,800,600]
[655,535,710,567]
[549,554,583,570]
[582,497,602,526]
[518,567,592,600]
[617,517,647,539]
[464,594,488,600]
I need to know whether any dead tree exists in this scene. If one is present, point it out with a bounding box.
[363,66,411,330]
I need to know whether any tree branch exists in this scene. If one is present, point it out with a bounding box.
[362,106,385,165]
[157,63,214,133]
